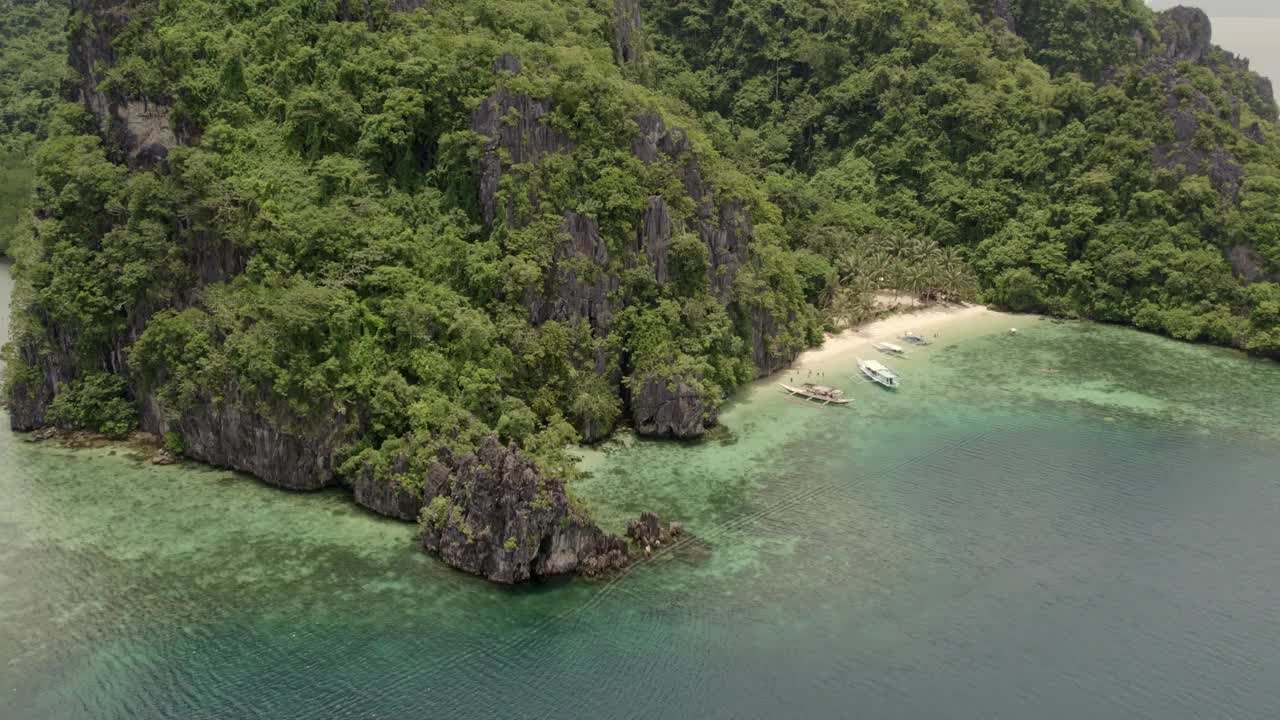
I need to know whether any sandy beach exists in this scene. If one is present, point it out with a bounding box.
[792,302,1006,370]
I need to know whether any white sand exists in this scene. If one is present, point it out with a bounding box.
[792,303,1001,369]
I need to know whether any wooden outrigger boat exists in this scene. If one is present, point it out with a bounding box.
[858,358,901,389]
[874,341,908,357]
[780,383,852,405]
[901,331,930,346]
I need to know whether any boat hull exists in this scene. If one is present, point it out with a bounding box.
[779,384,852,405]
[857,363,900,390]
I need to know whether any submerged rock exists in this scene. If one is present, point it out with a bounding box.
[419,436,629,583]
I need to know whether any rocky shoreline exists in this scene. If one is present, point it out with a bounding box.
[19,426,680,584]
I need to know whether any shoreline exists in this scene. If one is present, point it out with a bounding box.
[791,302,1009,370]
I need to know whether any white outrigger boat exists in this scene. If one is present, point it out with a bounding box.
[780,383,852,405]
[857,358,901,389]
[901,331,930,346]
[874,341,908,357]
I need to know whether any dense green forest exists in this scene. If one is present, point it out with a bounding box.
[3,0,1279,517]
[0,0,66,256]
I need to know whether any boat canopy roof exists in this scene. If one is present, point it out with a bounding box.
[877,342,905,352]
[863,360,898,377]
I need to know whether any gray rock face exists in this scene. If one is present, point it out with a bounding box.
[469,62,793,441]
[351,472,424,522]
[1253,76,1276,120]
[613,0,644,66]
[144,389,343,491]
[632,112,751,302]
[419,436,629,583]
[631,374,713,439]
[6,326,77,432]
[747,304,797,377]
[1157,6,1212,64]
[1147,11,1248,200]
[1227,244,1280,284]
[527,211,617,333]
[634,196,674,284]
[336,0,426,23]
[472,56,570,227]
[69,0,187,165]
[347,451,425,521]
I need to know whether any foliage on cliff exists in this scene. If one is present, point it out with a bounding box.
[0,0,67,255]
[645,0,1280,354]
[3,0,821,490]
[4,0,1280,484]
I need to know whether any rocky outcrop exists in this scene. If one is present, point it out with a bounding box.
[142,389,344,491]
[470,61,794,441]
[1227,244,1280,284]
[527,212,617,332]
[336,0,426,25]
[8,345,65,432]
[613,0,644,67]
[1148,10,1248,200]
[349,453,425,521]
[632,113,751,302]
[353,477,424,521]
[631,374,713,439]
[1156,6,1212,64]
[970,0,1016,34]
[471,55,571,227]
[633,196,674,284]
[746,304,797,377]
[419,436,629,583]
[625,511,682,548]
[69,0,187,165]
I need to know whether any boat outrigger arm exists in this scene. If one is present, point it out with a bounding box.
[780,383,852,405]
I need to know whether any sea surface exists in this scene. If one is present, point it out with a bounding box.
[3,262,1280,719]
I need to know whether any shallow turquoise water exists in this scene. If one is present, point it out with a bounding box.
[4,261,1280,718]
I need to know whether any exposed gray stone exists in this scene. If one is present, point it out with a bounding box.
[1157,6,1212,64]
[420,436,629,583]
[143,387,344,492]
[631,374,713,439]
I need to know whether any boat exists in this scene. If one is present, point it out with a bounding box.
[901,331,930,346]
[874,342,908,356]
[780,383,852,405]
[857,358,901,389]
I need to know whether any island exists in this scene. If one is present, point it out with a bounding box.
[2,0,1278,583]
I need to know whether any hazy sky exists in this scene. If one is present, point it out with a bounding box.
[1148,0,1280,85]
[1149,0,1279,15]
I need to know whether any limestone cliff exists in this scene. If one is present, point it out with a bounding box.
[471,68,799,441]
[141,390,345,492]
[631,374,714,439]
[69,0,184,166]
[419,436,630,583]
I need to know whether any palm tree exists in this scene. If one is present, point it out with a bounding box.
[909,237,941,265]
[900,264,930,307]
[939,246,965,274]
[883,232,913,262]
